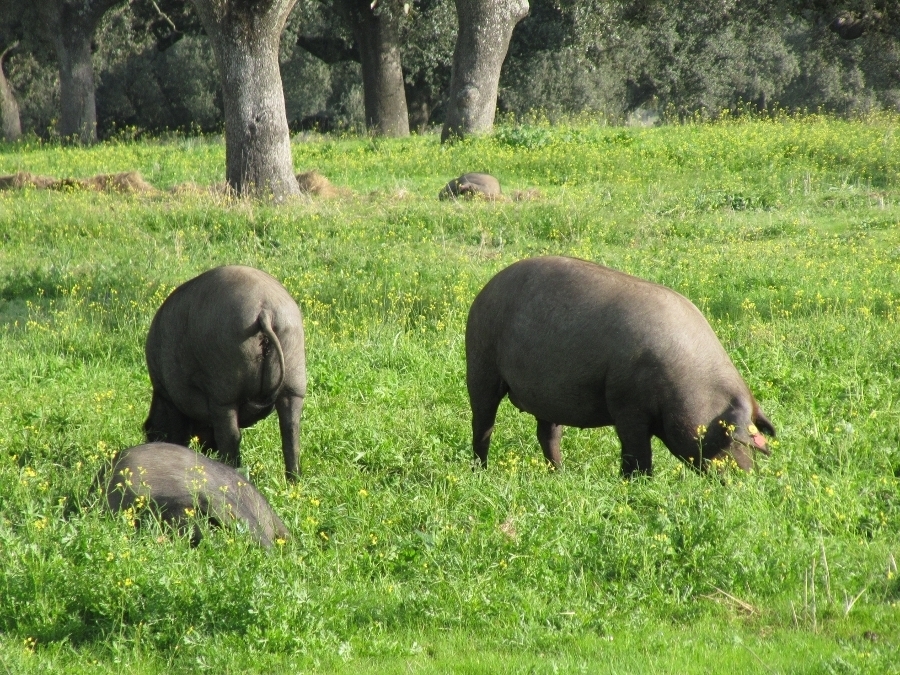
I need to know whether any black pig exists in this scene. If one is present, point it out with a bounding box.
[103,442,291,547]
[439,173,502,200]
[145,265,306,480]
[465,256,775,476]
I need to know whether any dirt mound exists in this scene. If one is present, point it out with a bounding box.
[0,171,56,189]
[66,171,158,194]
[0,170,159,194]
[296,170,343,197]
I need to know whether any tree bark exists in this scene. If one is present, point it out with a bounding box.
[441,0,528,143]
[405,78,432,132]
[0,43,22,142]
[340,0,409,137]
[37,0,124,143]
[190,0,300,198]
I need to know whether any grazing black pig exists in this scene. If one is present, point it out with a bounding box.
[465,256,775,476]
[103,442,290,547]
[145,265,306,480]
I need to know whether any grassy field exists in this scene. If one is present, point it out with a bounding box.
[1,114,899,673]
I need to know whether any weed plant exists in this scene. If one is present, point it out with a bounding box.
[0,114,899,672]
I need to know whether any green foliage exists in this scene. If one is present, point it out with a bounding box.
[493,122,554,149]
[500,47,629,121]
[95,28,224,136]
[504,0,900,119]
[1,117,900,670]
[6,0,900,139]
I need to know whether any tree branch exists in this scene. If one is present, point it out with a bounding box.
[0,41,21,67]
[150,0,179,33]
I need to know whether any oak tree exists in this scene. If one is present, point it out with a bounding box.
[441,0,528,142]
[337,0,409,136]
[36,0,126,143]
[189,0,300,197]
[0,42,21,141]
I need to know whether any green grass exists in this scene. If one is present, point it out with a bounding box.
[1,114,899,673]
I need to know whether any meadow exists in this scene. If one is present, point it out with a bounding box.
[0,113,899,673]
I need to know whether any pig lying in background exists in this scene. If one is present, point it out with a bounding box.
[144,265,306,480]
[465,256,775,476]
[439,173,502,200]
[103,442,290,548]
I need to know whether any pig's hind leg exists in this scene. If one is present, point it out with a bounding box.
[536,419,563,470]
[276,393,304,481]
[210,405,242,467]
[467,371,507,468]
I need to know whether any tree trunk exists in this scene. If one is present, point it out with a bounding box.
[0,44,22,142]
[38,0,124,144]
[405,79,432,133]
[190,0,300,198]
[53,26,96,143]
[441,0,528,143]
[341,0,409,137]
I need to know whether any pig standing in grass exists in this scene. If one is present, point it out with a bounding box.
[145,265,306,480]
[465,256,775,476]
[103,442,290,547]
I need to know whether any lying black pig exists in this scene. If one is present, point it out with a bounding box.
[103,442,291,547]
[439,173,502,200]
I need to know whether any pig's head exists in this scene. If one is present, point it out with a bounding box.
[705,401,776,471]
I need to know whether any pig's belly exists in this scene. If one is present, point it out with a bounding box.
[505,378,614,429]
